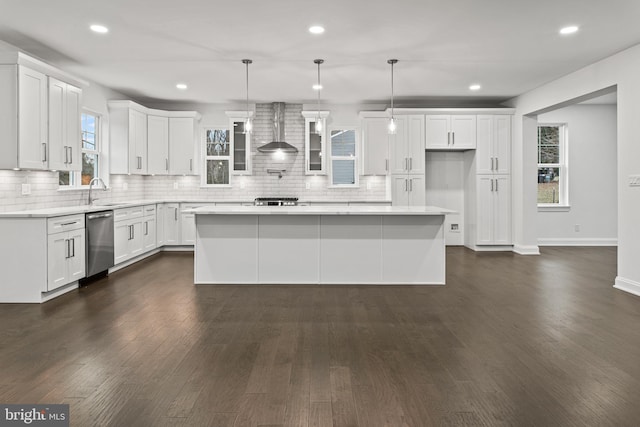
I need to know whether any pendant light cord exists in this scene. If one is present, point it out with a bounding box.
[242,59,252,132]
[314,59,324,133]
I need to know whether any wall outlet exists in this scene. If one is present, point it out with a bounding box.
[305,182,311,190]
[123,182,128,191]
[366,181,372,190]
[574,224,580,232]
[21,183,31,195]
[173,181,179,190]
[240,180,246,189]
[450,223,460,233]
[629,175,640,186]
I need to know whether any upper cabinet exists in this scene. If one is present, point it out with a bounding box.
[425,115,476,150]
[389,115,425,175]
[302,111,329,175]
[360,115,389,176]
[48,77,82,172]
[476,115,511,175]
[226,112,253,175]
[0,53,85,171]
[110,101,200,176]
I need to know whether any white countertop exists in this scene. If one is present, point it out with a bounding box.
[187,205,454,216]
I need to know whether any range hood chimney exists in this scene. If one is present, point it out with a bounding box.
[257,102,298,154]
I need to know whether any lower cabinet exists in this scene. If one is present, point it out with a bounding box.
[158,203,181,246]
[475,175,511,245]
[180,203,215,245]
[47,227,85,292]
[142,205,157,252]
[114,205,146,264]
[391,175,425,206]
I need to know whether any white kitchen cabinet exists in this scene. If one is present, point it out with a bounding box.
[161,203,181,246]
[360,116,389,175]
[392,175,425,206]
[223,112,252,175]
[109,102,148,175]
[46,214,85,292]
[425,115,476,150]
[169,117,197,175]
[476,115,511,175]
[302,111,329,175]
[142,205,157,252]
[113,205,146,264]
[389,115,425,175]
[147,115,169,175]
[48,77,82,172]
[476,175,511,245]
[180,203,215,245]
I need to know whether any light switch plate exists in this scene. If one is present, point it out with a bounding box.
[21,183,31,195]
[629,175,640,186]
[305,182,311,190]
[173,181,179,190]
[123,182,128,191]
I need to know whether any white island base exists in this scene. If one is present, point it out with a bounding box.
[192,206,451,285]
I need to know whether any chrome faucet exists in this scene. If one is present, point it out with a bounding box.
[88,177,107,205]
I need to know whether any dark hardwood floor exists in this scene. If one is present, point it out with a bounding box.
[1,247,639,426]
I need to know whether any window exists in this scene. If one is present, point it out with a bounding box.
[330,129,358,186]
[537,124,568,205]
[59,112,101,187]
[203,127,230,186]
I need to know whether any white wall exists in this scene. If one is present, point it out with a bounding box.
[537,104,617,245]
[425,152,465,245]
[508,43,640,296]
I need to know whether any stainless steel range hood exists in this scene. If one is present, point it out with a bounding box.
[257,102,298,154]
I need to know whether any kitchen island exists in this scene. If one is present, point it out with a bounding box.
[188,205,453,285]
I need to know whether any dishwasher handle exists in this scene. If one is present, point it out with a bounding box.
[87,212,113,220]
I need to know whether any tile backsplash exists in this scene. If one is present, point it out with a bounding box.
[0,104,387,212]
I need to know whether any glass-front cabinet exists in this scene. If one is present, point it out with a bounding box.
[204,127,230,185]
[302,111,329,175]
[226,111,253,175]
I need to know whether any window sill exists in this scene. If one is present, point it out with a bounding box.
[327,185,360,189]
[57,186,90,192]
[538,205,571,212]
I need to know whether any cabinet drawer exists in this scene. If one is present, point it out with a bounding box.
[47,214,84,234]
[143,204,156,217]
[114,206,145,222]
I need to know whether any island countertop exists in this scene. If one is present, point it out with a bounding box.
[186,205,454,216]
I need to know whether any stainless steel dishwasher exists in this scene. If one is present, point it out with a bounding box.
[83,210,114,282]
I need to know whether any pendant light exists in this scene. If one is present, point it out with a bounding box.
[242,59,253,134]
[314,59,324,134]
[387,59,398,134]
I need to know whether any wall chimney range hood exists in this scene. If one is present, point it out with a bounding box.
[257,102,298,154]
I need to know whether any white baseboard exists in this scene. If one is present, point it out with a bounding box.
[538,238,618,246]
[513,244,540,255]
[161,246,194,252]
[110,249,161,273]
[614,276,640,297]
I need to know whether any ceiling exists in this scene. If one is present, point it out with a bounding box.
[0,0,638,106]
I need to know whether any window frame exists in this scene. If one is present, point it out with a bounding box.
[537,123,569,209]
[201,125,232,187]
[58,109,103,190]
[328,127,359,188]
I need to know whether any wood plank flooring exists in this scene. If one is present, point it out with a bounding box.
[1,247,639,426]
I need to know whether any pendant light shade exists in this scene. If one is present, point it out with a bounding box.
[387,59,398,134]
[242,59,253,133]
[314,59,324,134]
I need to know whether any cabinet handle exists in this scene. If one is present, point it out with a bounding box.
[174,207,178,221]
[60,221,78,226]
[385,159,389,172]
[495,179,499,192]
[144,221,148,236]
[495,157,498,171]
[68,147,72,165]
[65,239,70,259]
[409,178,413,192]
[166,158,168,171]
[491,157,494,171]
[190,159,193,172]
[447,132,450,146]
[491,179,494,192]
[404,179,408,192]
[42,143,47,162]
[452,132,455,146]
[409,158,412,171]
[71,238,75,258]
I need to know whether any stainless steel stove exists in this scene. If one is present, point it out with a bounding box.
[254,197,298,206]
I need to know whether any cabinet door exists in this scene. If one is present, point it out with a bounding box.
[169,117,195,175]
[47,233,68,291]
[48,77,67,171]
[143,217,157,252]
[389,116,408,174]
[494,115,511,174]
[163,203,181,245]
[361,117,389,175]
[493,176,511,244]
[408,176,425,206]
[304,118,325,175]
[147,115,169,175]
[65,84,82,172]
[425,115,451,149]
[475,115,493,174]
[181,213,196,245]
[67,229,86,282]
[450,115,476,149]
[129,220,144,258]
[18,66,48,169]
[129,110,147,174]
[156,204,165,246]
[476,176,494,245]
[406,115,425,175]
[391,175,409,206]
[230,119,251,175]
[114,221,131,264]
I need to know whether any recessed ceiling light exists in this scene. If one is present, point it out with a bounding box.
[560,25,579,35]
[469,84,481,91]
[176,83,188,90]
[90,24,109,34]
[312,84,323,90]
[309,25,325,34]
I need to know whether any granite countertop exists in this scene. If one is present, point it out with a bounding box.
[187,205,454,216]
